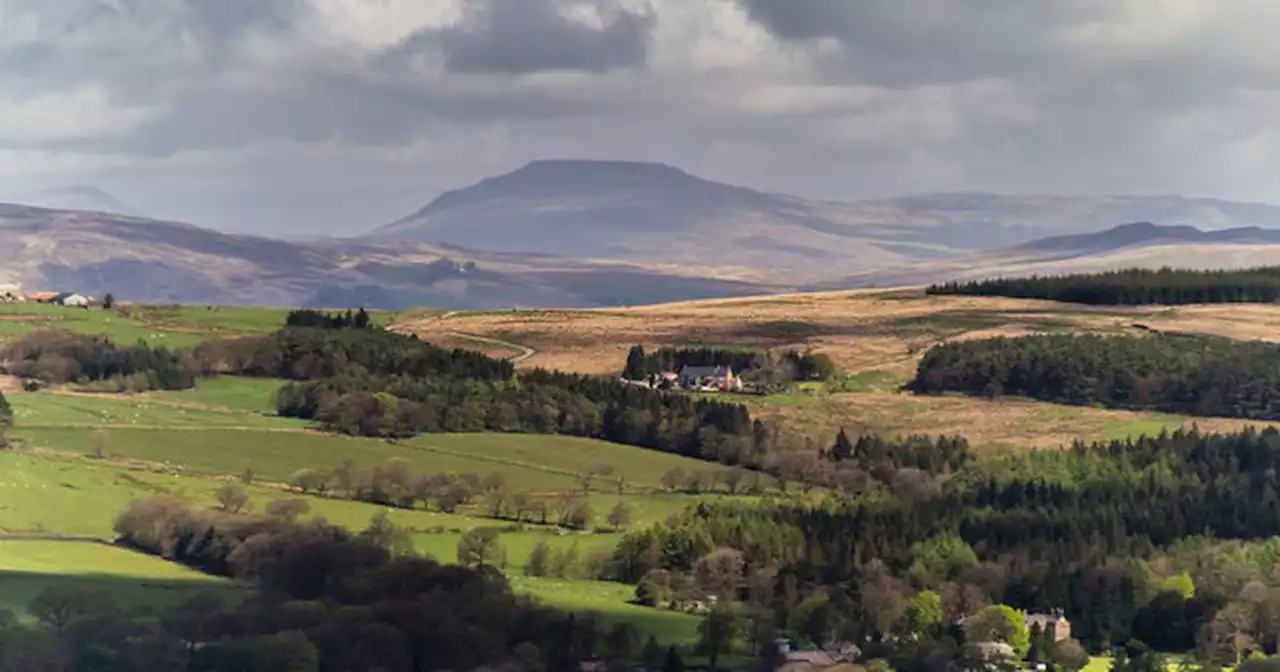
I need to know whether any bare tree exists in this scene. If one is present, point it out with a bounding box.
[214,484,251,514]
[265,499,311,523]
[607,502,632,530]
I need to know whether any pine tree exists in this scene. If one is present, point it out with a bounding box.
[624,345,648,380]
[830,428,854,462]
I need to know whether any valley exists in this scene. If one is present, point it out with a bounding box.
[3,286,1280,668]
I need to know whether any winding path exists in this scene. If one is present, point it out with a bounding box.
[407,311,536,364]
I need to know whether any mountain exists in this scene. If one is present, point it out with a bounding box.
[807,222,1280,290]
[371,161,1280,278]
[370,159,957,272]
[13,186,146,218]
[0,204,776,309]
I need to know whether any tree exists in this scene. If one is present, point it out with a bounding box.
[456,528,504,569]
[624,345,647,380]
[289,468,327,495]
[607,502,632,530]
[721,468,746,494]
[662,645,685,672]
[642,636,665,671]
[907,534,979,587]
[695,548,746,600]
[265,498,311,523]
[359,511,413,556]
[214,484,251,514]
[0,392,10,447]
[604,622,641,661]
[696,604,743,670]
[526,539,551,577]
[830,428,854,461]
[661,468,686,492]
[28,586,103,634]
[102,293,115,310]
[899,589,944,639]
[965,605,1030,659]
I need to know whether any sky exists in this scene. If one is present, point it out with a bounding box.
[2,0,1280,236]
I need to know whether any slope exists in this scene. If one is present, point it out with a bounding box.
[11,185,146,218]
[0,204,774,309]
[372,160,1280,275]
[808,222,1280,290]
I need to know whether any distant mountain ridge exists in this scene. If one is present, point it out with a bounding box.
[0,204,775,309]
[808,222,1280,291]
[12,186,146,218]
[369,160,1280,277]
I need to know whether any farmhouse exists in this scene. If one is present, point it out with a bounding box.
[1024,610,1071,642]
[52,292,91,308]
[676,364,742,391]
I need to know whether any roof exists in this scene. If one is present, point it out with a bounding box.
[678,365,734,378]
[26,292,58,301]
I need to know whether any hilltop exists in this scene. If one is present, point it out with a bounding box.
[371,160,1280,275]
[10,185,146,218]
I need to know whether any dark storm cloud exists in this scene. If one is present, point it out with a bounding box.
[431,0,655,74]
[2,0,1280,236]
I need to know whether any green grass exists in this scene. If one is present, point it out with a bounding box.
[0,541,231,619]
[10,388,735,493]
[415,530,622,568]
[8,391,304,430]
[0,304,208,347]
[510,576,701,645]
[830,370,903,393]
[147,376,288,413]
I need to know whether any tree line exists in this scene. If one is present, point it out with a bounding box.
[623,345,836,382]
[103,495,687,672]
[909,332,1280,420]
[607,426,1280,669]
[927,266,1280,305]
[283,307,373,330]
[273,368,774,468]
[0,330,194,391]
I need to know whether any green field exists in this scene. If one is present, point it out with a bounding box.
[510,576,702,644]
[10,388,739,494]
[0,540,231,618]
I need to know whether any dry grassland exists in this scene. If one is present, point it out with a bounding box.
[396,290,1280,450]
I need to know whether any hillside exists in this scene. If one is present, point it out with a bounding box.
[10,185,146,218]
[808,222,1280,290]
[0,204,774,308]
[371,160,1280,273]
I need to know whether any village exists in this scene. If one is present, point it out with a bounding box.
[0,282,96,308]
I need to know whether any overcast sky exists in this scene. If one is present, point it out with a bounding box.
[2,0,1280,236]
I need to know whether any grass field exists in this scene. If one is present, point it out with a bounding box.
[0,540,230,618]
[510,576,702,644]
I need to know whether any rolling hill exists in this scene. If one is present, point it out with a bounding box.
[10,186,146,218]
[0,204,774,308]
[808,222,1280,290]
[371,160,1280,273]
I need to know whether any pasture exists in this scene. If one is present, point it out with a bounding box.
[0,540,230,618]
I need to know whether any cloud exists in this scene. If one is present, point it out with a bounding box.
[0,0,1279,236]
[430,0,655,75]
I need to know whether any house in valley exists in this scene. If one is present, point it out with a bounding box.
[676,364,742,391]
[25,291,58,303]
[1024,610,1071,642]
